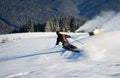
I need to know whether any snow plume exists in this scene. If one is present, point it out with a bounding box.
[84,45,107,61]
[76,11,120,32]
[102,12,120,32]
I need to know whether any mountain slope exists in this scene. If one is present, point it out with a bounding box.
[0,31,120,78]
[0,0,120,33]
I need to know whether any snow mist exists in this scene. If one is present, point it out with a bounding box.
[77,11,120,32]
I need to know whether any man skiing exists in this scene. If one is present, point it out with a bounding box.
[89,27,102,36]
[55,31,77,51]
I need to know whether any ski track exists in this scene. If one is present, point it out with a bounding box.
[3,72,30,78]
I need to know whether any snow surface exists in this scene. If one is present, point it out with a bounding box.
[0,11,120,78]
[0,31,120,78]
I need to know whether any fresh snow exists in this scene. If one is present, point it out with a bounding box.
[0,11,120,78]
[76,11,120,32]
[0,31,119,78]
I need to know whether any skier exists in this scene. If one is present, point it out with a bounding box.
[55,31,77,51]
[89,27,102,36]
[93,27,102,35]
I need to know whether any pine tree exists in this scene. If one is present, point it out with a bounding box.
[59,18,65,32]
[19,24,28,32]
[28,19,34,32]
[37,21,45,32]
[63,17,70,32]
[49,20,55,32]
[53,18,60,31]
[70,17,76,32]
[45,21,51,32]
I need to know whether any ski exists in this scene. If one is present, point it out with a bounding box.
[61,48,84,58]
[63,48,83,53]
[71,48,82,53]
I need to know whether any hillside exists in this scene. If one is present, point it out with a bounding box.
[0,31,120,78]
[0,0,120,34]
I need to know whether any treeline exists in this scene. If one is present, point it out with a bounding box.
[0,20,15,34]
[13,17,85,33]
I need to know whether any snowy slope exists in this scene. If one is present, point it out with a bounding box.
[76,11,120,32]
[0,31,120,78]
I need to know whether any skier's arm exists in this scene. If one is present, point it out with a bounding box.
[65,34,71,38]
[56,38,60,45]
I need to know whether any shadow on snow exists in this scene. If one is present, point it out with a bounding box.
[0,50,63,62]
[0,48,85,62]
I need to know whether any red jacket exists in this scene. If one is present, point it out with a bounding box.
[56,34,71,45]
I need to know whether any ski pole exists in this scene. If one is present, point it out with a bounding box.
[70,37,84,45]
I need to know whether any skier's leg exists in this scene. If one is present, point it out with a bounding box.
[63,43,72,50]
[69,44,77,49]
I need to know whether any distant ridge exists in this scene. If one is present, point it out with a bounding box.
[0,0,120,33]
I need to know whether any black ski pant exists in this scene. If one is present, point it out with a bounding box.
[63,43,77,50]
